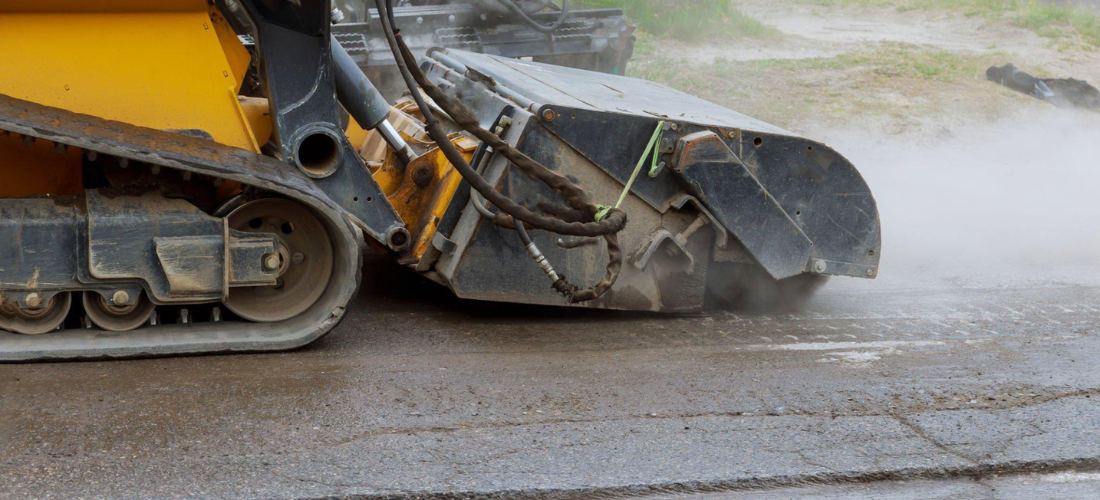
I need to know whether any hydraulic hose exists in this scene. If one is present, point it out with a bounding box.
[375,0,624,237]
[374,0,622,301]
[396,40,626,234]
[468,144,617,301]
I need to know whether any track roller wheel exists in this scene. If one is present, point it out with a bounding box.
[0,292,72,335]
[83,291,156,332]
[223,199,334,323]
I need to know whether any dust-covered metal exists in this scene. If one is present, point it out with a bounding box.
[413,49,880,311]
[224,199,336,323]
[331,1,635,99]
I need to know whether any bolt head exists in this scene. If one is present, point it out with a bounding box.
[812,260,828,274]
[541,109,556,122]
[25,293,42,309]
[112,290,130,306]
[413,168,433,187]
[264,254,281,272]
[866,268,876,278]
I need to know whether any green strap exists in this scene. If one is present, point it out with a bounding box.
[595,121,666,222]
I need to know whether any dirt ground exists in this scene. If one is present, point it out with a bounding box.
[637,0,1100,137]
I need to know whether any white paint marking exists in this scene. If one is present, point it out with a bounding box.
[752,340,945,351]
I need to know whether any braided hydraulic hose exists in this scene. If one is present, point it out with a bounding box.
[374,0,622,301]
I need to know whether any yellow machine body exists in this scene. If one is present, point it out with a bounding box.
[356,100,474,260]
[0,0,263,197]
[0,0,468,263]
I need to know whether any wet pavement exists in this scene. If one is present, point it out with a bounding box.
[3,115,1100,499]
[2,251,1100,499]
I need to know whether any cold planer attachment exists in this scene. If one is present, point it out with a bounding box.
[409,49,880,311]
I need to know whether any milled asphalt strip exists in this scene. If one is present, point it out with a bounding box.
[298,459,1100,500]
[290,396,1100,500]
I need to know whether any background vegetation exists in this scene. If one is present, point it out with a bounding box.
[572,0,1100,47]
[798,0,1100,47]
[575,0,777,41]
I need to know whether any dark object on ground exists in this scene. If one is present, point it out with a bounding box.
[987,63,1100,110]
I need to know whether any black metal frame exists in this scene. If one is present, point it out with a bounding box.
[233,0,406,247]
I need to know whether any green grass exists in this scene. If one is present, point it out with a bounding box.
[576,0,779,42]
[626,43,997,127]
[796,0,1100,47]
[732,44,987,81]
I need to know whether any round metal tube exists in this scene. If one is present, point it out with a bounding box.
[330,34,390,131]
[331,34,414,164]
[377,119,415,165]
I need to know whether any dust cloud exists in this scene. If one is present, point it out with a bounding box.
[819,108,1100,291]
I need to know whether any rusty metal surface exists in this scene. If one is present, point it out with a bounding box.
[0,94,364,361]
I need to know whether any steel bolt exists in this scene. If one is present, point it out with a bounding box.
[812,260,827,274]
[264,254,281,271]
[541,109,556,122]
[413,168,433,187]
[727,131,737,139]
[866,268,876,278]
[330,7,345,24]
[112,290,130,306]
[25,293,42,309]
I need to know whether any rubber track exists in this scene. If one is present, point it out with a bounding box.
[0,94,364,362]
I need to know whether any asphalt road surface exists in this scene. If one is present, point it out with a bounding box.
[3,250,1100,499]
[4,120,1100,499]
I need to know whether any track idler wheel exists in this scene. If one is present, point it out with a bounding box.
[223,199,335,323]
[83,291,156,332]
[0,292,72,335]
